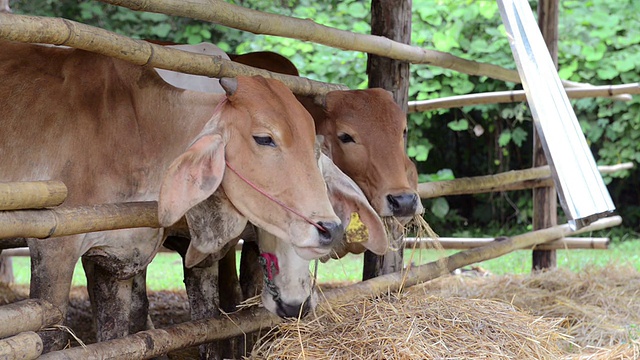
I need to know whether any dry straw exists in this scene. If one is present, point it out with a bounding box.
[248,257,640,359]
[249,291,570,359]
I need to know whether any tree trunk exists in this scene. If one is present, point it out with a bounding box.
[532,0,559,271]
[363,0,412,280]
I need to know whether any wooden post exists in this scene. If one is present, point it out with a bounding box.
[363,0,412,280]
[532,0,559,270]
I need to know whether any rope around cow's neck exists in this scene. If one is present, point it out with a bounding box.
[224,160,326,232]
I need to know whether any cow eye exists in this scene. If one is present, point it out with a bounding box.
[338,133,355,144]
[253,135,276,147]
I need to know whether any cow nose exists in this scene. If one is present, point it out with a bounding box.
[275,297,311,318]
[316,221,344,247]
[386,193,419,217]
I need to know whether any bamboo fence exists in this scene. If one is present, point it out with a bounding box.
[404,236,609,250]
[93,0,632,102]
[0,13,347,97]
[0,299,62,339]
[408,83,640,112]
[0,331,43,360]
[418,162,633,199]
[38,215,621,360]
[0,202,159,239]
[0,181,67,211]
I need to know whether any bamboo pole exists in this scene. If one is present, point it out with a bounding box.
[0,331,43,360]
[0,202,159,239]
[0,181,67,211]
[0,12,631,101]
[93,0,631,102]
[408,83,640,112]
[418,162,634,198]
[0,13,347,97]
[39,216,621,360]
[0,238,27,250]
[404,237,609,250]
[0,299,62,339]
[4,235,608,258]
[324,215,621,304]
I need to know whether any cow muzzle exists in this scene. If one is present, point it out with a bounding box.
[316,220,344,247]
[386,192,421,218]
[275,297,312,318]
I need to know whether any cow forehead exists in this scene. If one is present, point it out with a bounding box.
[326,89,407,137]
[230,76,315,143]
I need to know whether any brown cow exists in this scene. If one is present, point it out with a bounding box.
[230,51,423,221]
[0,40,345,351]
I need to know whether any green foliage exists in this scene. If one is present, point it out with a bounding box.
[11,0,640,230]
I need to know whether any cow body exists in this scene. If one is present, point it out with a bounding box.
[0,40,343,352]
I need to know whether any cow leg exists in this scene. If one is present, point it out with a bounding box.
[238,238,264,354]
[82,257,133,342]
[184,255,222,360]
[130,268,152,334]
[0,252,14,285]
[218,249,244,358]
[165,236,223,360]
[239,239,263,300]
[28,237,80,352]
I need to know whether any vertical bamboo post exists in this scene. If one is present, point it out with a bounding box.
[532,0,559,270]
[363,0,412,280]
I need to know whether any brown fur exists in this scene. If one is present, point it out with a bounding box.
[0,40,339,351]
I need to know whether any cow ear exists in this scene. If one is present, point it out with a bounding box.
[183,194,248,268]
[158,134,225,227]
[320,155,387,255]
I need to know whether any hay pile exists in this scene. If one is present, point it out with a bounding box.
[250,292,570,359]
[420,265,640,358]
[249,265,640,359]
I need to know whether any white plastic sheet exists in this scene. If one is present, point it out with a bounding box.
[497,0,615,229]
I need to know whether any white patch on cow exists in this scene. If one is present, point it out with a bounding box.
[154,43,229,93]
[257,229,316,316]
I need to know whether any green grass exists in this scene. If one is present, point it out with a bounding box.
[10,240,640,291]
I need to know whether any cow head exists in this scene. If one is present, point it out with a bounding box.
[257,153,386,317]
[315,89,424,222]
[158,75,344,263]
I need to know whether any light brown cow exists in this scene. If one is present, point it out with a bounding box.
[231,51,423,221]
[0,40,345,351]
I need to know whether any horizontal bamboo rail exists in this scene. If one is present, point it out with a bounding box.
[0,202,159,239]
[0,331,43,360]
[418,162,634,199]
[408,83,640,112]
[3,236,606,258]
[0,13,347,97]
[39,215,621,360]
[0,238,27,250]
[0,299,62,339]
[0,181,67,211]
[405,236,609,250]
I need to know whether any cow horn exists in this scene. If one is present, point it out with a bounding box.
[220,77,238,96]
[312,94,327,108]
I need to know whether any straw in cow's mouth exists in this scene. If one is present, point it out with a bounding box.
[382,214,441,252]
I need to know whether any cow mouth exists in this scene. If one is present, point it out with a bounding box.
[293,245,332,260]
